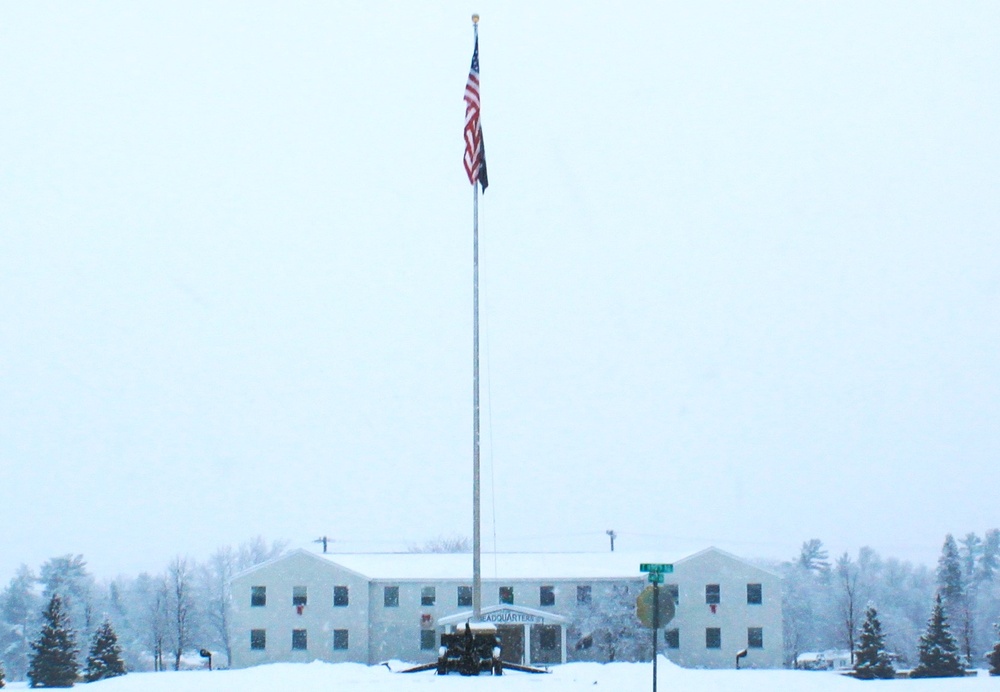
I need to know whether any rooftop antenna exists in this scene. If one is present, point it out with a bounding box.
[606,529,617,552]
[313,536,333,553]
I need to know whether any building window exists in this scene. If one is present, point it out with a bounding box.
[292,629,307,650]
[292,586,307,607]
[334,586,349,607]
[705,584,720,605]
[665,584,679,605]
[539,585,555,607]
[538,626,558,651]
[531,625,561,664]
[458,585,472,607]
[665,628,679,649]
[250,629,266,650]
[499,586,514,605]
[747,583,762,605]
[420,629,437,650]
[706,628,721,649]
[384,586,399,607]
[251,586,266,607]
[748,627,763,649]
[577,585,592,605]
[333,629,349,650]
[421,586,436,606]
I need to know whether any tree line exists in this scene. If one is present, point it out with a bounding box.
[4,532,1000,682]
[778,530,1000,674]
[0,537,286,683]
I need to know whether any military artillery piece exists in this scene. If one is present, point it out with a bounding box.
[437,622,502,676]
[396,621,551,675]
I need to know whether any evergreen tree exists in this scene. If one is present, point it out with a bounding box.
[936,535,964,606]
[39,557,94,646]
[988,639,1000,676]
[853,606,895,679]
[27,594,79,688]
[0,564,42,681]
[910,594,965,678]
[798,539,831,575]
[85,620,126,682]
[979,529,1000,582]
[0,659,6,688]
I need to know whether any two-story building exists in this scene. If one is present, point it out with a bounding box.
[228,547,782,670]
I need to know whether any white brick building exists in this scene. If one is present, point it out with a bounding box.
[228,547,781,670]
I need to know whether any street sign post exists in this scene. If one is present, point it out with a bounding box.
[637,564,674,692]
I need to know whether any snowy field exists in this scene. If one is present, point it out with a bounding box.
[4,660,996,692]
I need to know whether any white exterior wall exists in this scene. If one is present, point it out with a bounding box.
[366,578,578,664]
[227,548,782,670]
[662,549,783,669]
[366,579,441,664]
[229,551,371,668]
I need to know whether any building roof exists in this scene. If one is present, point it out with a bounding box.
[305,547,756,581]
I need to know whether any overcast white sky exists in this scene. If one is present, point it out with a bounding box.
[2,2,998,585]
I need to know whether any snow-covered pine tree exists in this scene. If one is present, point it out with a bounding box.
[853,605,895,679]
[988,638,1000,676]
[956,533,981,663]
[798,539,831,575]
[39,556,94,645]
[27,593,79,688]
[979,530,1000,582]
[910,594,965,678]
[0,659,6,688]
[936,535,964,608]
[1,565,42,681]
[85,620,126,682]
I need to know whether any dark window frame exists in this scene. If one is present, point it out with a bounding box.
[250,629,266,650]
[665,628,679,649]
[706,627,721,649]
[384,585,400,608]
[499,586,514,605]
[292,629,308,650]
[577,585,592,605]
[747,583,763,605]
[537,625,559,651]
[292,586,307,607]
[457,585,473,607]
[748,627,763,649]
[421,586,436,606]
[539,585,555,607]
[705,584,720,605]
[334,585,349,607]
[420,629,437,650]
[251,586,266,607]
[333,629,349,650]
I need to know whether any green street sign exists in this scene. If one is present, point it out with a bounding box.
[639,563,674,574]
[648,572,665,584]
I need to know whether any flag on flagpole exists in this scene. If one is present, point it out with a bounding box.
[464,33,489,192]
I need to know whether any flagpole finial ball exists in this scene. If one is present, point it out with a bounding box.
[472,14,479,24]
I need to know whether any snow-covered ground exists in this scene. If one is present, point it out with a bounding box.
[3,660,995,691]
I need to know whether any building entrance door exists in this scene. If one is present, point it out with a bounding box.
[496,625,524,665]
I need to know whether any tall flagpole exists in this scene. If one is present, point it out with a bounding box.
[471,13,482,623]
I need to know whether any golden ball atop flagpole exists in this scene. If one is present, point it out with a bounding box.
[471,13,480,25]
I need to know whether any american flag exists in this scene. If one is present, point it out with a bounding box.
[464,34,488,192]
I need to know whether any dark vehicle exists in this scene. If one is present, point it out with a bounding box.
[437,622,502,676]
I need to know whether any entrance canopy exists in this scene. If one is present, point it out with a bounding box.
[438,604,569,628]
[438,605,569,666]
